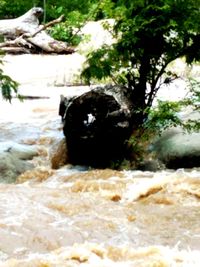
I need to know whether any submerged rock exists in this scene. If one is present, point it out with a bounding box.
[0,142,38,183]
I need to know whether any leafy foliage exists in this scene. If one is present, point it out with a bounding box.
[185,78,200,109]
[49,11,84,45]
[48,1,104,45]
[0,60,20,102]
[0,0,98,21]
[144,101,182,132]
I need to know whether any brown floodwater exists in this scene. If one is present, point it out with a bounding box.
[0,86,200,266]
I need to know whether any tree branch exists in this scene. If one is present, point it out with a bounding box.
[31,14,64,38]
[146,60,171,107]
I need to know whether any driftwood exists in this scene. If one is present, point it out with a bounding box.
[59,85,134,167]
[0,7,74,54]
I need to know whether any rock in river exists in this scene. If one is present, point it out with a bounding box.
[152,128,200,169]
[0,142,38,183]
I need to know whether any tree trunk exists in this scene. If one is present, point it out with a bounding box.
[59,85,134,167]
[131,55,150,127]
[0,7,74,54]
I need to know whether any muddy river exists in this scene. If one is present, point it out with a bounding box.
[0,56,200,266]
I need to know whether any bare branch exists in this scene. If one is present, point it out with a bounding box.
[0,35,33,48]
[31,15,64,38]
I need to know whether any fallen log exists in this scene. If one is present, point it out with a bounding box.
[59,85,134,167]
[0,7,74,54]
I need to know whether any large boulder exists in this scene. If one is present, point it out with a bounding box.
[0,142,38,183]
[60,85,133,167]
[152,128,200,169]
[78,19,115,52]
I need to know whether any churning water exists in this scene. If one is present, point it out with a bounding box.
[0,83,200,266]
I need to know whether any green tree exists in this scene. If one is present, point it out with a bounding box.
[82,0,200,128]
[0,0,98,21]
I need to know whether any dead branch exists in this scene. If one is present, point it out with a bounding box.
[0,8,74,54]
[0,35,33,48]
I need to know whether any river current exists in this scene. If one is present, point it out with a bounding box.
[0,55,200,266]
